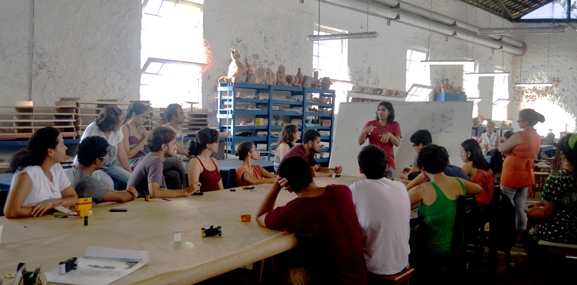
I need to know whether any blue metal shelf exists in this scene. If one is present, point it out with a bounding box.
[218,83,335,162]
[316,158,329,163]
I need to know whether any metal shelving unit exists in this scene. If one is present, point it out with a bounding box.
[217,82,335,165]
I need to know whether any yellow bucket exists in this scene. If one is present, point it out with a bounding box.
[255,118,264,126]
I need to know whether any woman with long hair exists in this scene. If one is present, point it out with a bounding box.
[459,139,494,210]
[187,128,224,191]
[74,105,132,190]
[235,141,276,186]
[4,127,78,218]
[499,108,545,234]
[273,124,299,172]
[358,101,402,178]
[121,102,149,166]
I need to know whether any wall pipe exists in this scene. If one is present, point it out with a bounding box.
[322,0,524,55]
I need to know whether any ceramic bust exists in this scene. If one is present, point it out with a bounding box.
[254,67,267,84]
[320,77,332,89]
[302,75,312,88]
[227,49,247,83]
[265,68,275,85]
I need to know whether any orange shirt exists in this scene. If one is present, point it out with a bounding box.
[236,164,264,187]
[500,129,541,188]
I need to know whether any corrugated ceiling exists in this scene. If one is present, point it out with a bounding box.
[460,0,553,21]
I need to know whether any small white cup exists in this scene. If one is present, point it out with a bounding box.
[331,173,336,178]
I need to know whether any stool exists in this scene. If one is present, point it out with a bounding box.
[368,267,414,285]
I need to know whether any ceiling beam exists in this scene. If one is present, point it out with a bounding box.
[493,0,513,20]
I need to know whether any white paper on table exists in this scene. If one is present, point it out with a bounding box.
[45,246,149,285]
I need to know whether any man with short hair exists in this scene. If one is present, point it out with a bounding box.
[257,156,367,285]
[67,136,138,203]
[403,130,468,189]
[127,126,198,198]
[349,145,411,277]
[281,129,342,177]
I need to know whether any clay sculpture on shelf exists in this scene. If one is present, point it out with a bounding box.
[254,67,267,84]
[276,65,288,85]
[320,77,332,89]
[227,49,247,83]
[311,71,320,88]
[286,75,296,86]
[302,75,313,88]
[296,68,303,85]
[245,57,255,83]
[265,68,275,85]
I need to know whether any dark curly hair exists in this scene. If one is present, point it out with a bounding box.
[9,127,60,172]
[376,101,395,124]
[77,136,109,167]
[410,130,432,147]
[417,144,449,174]
[96,105,123,133]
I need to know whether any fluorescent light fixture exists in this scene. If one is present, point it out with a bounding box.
[514,82,553,87]
[478,26,567,35]
[464,72,510,77]
[307,32,379,41]
[421,60,476,66]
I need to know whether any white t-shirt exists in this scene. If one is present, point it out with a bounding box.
[481,132,498,149]
[349,177,411,275]
[74,122,124,167]
[12,164,71,206]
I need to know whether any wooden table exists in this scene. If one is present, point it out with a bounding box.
[0,176,363,284]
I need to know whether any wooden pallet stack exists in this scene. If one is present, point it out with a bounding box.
[0,103,76,139]
[149,102,208,137]
[56,99,151,137]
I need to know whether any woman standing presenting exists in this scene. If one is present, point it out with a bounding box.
[499,108,545,233]
[358,101,401,178]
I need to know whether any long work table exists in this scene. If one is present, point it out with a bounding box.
[0,176,363,284]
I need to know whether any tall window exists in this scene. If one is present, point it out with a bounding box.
[312,25,351,113]
[492,70,509,121]
[405,49,430,99]
[463,62,480,118]
[141,0,205,108]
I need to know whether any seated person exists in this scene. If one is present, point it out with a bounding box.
[349,145,411,276]
[187,128,224,191]
[256,156,367,284]
[4,127,78,218]
[74,105,132,190]
[127,126,197,198]
[121,102,149,167]
[405,145,469,191]
[524,133,577,263]
[158,103,188,189]
[477,121,500,152]
[399,129,431,180]
[459,139,494,211]
[408,145,482,264]
[273,124,300,172]
[235,141,276,186]
[281,129,342,177]
[67,136,138,203]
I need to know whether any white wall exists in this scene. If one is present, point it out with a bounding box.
[0,0,141,105]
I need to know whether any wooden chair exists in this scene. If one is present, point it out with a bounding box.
[0,189,8,216]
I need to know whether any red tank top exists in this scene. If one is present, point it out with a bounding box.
[196,157,222,191]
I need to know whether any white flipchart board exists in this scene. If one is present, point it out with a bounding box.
[329,101,473,177]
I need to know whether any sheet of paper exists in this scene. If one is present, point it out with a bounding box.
[45,246,149,285]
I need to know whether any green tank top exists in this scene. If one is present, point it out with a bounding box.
[417,178,467,255]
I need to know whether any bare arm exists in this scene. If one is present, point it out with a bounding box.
[4,173,36,218]
[187,158,203,188]
[458,178,483,195]
[405,172,427,190]
[408,184,426,206]
[358,125,375,145]
[461,162,474,180]
[116,142,132,173]
[242,172,276,185]
[383,133,401,147]
[527,201,555,221]
[122,126,148,159]
[256,178,284,227]
[148,182,195,198]
[276,143,291,162]
[101,186,138,203]
[494,134,501,148]
[499,133,523,154]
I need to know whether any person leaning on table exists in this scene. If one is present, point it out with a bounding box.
[4,127,78,219]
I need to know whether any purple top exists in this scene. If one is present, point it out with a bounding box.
[128,153,167,197]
